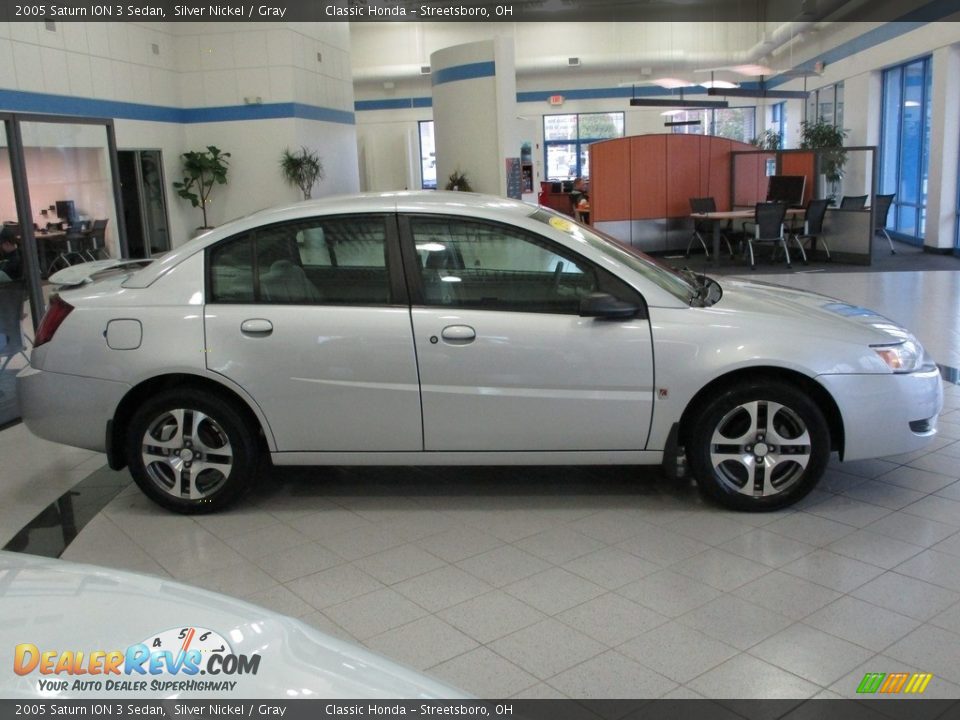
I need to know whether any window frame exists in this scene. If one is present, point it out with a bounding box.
[395,212,648,318]
[542,112,625,181]
[418,120,436,190]
[879,56,932,244]
[204,213,409,307]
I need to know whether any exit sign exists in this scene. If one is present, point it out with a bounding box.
[548,95,564,106]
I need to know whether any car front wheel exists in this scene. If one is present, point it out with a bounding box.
[126,390,258,513]
[688,381,830,511]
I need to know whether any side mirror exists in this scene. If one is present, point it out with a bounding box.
[579,292,638,319]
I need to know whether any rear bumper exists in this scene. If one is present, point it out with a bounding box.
[17,365,129,453]
[817,366,943,462]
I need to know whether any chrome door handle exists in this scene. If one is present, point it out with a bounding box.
[440,325,476,344]
[240,318,273,335]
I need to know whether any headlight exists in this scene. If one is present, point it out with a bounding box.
[872,339,924,373]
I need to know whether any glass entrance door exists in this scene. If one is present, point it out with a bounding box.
[119,150,170,258]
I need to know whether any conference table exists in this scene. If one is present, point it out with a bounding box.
[690,207,805,267]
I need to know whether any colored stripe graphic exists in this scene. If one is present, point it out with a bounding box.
[857,672,932,694]
[857,673,885,693]
[880,673,909,693]
[905,673,933,694]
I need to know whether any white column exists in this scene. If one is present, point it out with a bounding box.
[431,37,518,196]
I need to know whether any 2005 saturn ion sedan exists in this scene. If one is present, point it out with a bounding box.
[19,192,943,513]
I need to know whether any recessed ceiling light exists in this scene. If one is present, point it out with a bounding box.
[700,80,740,89]
[729,64,775,76]
[660,109,685,116]
[653,78,697,89]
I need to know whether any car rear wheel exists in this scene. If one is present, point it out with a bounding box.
[688,381,830,511]
[126,390,258,513]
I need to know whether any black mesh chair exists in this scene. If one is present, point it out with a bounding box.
[686,197,734,259]
[873,194,896,255]
[839,195,867,210]
[790,198,831,262]
[742,202,789,270]
[82,219,109,260]
[46,230,87,275]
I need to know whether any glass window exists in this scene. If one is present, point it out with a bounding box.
[209,217,391,305]
[418,121,436,190]
[411,216,620,314]
[543,112,624,180]
[880,57,932,242]
[668,108,755,142]
[711,107,756,143]
[529,208,696,303]
[771,102,786,140]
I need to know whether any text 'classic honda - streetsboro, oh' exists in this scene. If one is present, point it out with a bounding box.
[18,192,943,513]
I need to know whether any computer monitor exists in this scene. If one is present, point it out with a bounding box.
[55,200,78,225]
[766,176,806,207]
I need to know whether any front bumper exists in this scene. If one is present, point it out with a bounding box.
[17,365,129,453]
[817,365,943,462]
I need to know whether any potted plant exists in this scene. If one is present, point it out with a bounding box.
[752,129,782,151]
[172,145,230,230]
[280,147,325,200]
[445,168,473,192]
[799,119,848,203]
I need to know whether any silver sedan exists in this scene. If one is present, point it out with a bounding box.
[18,192,943,513]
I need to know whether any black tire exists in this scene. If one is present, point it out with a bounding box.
[126,389,259,514]
[687,380,830,511]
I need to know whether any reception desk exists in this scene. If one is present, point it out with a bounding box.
[538,182,575,217]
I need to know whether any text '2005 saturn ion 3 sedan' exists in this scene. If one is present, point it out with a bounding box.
[19,192,943,513]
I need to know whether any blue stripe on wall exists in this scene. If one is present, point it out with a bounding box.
[355,98,418,111]
[432,61,496,86]
[0,89,183,122]
[0,88,355,125]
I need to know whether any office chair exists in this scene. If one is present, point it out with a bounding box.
[839,195,867,210]
[46,231,87,275]
[873,194,897,255]
[790,198,831,262]
[82,219,109,261]
[742,202,789,270]
[686,197,735,259]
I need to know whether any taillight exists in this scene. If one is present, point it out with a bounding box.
[34,295,74,348]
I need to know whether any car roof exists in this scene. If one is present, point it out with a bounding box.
[125,191,538,288]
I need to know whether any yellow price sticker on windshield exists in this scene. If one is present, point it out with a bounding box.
[549,216,574,232]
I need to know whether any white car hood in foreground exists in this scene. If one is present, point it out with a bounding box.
[714,277,914,346]
[0,552,464,700]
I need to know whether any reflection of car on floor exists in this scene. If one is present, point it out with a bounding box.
[18,192,942,513]
[0,551,463,699]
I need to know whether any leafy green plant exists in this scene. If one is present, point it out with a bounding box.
[280,147,325,200]
[172,146,230,228]
[444,168,473,192]
[752,129,782,151]
[799,119,848,192]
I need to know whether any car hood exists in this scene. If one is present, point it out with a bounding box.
[0,552,464,699]
[713,276,913,346]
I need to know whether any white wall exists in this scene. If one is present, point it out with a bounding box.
[0,21,358,250]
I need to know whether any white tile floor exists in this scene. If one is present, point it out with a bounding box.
[2,269,960,699]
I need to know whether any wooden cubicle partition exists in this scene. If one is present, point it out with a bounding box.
[589,134,762,251]
[779,152,815,206]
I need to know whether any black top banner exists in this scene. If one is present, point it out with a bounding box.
[1,0,958,23]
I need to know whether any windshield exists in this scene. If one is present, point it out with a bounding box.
[529,208,698,302]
